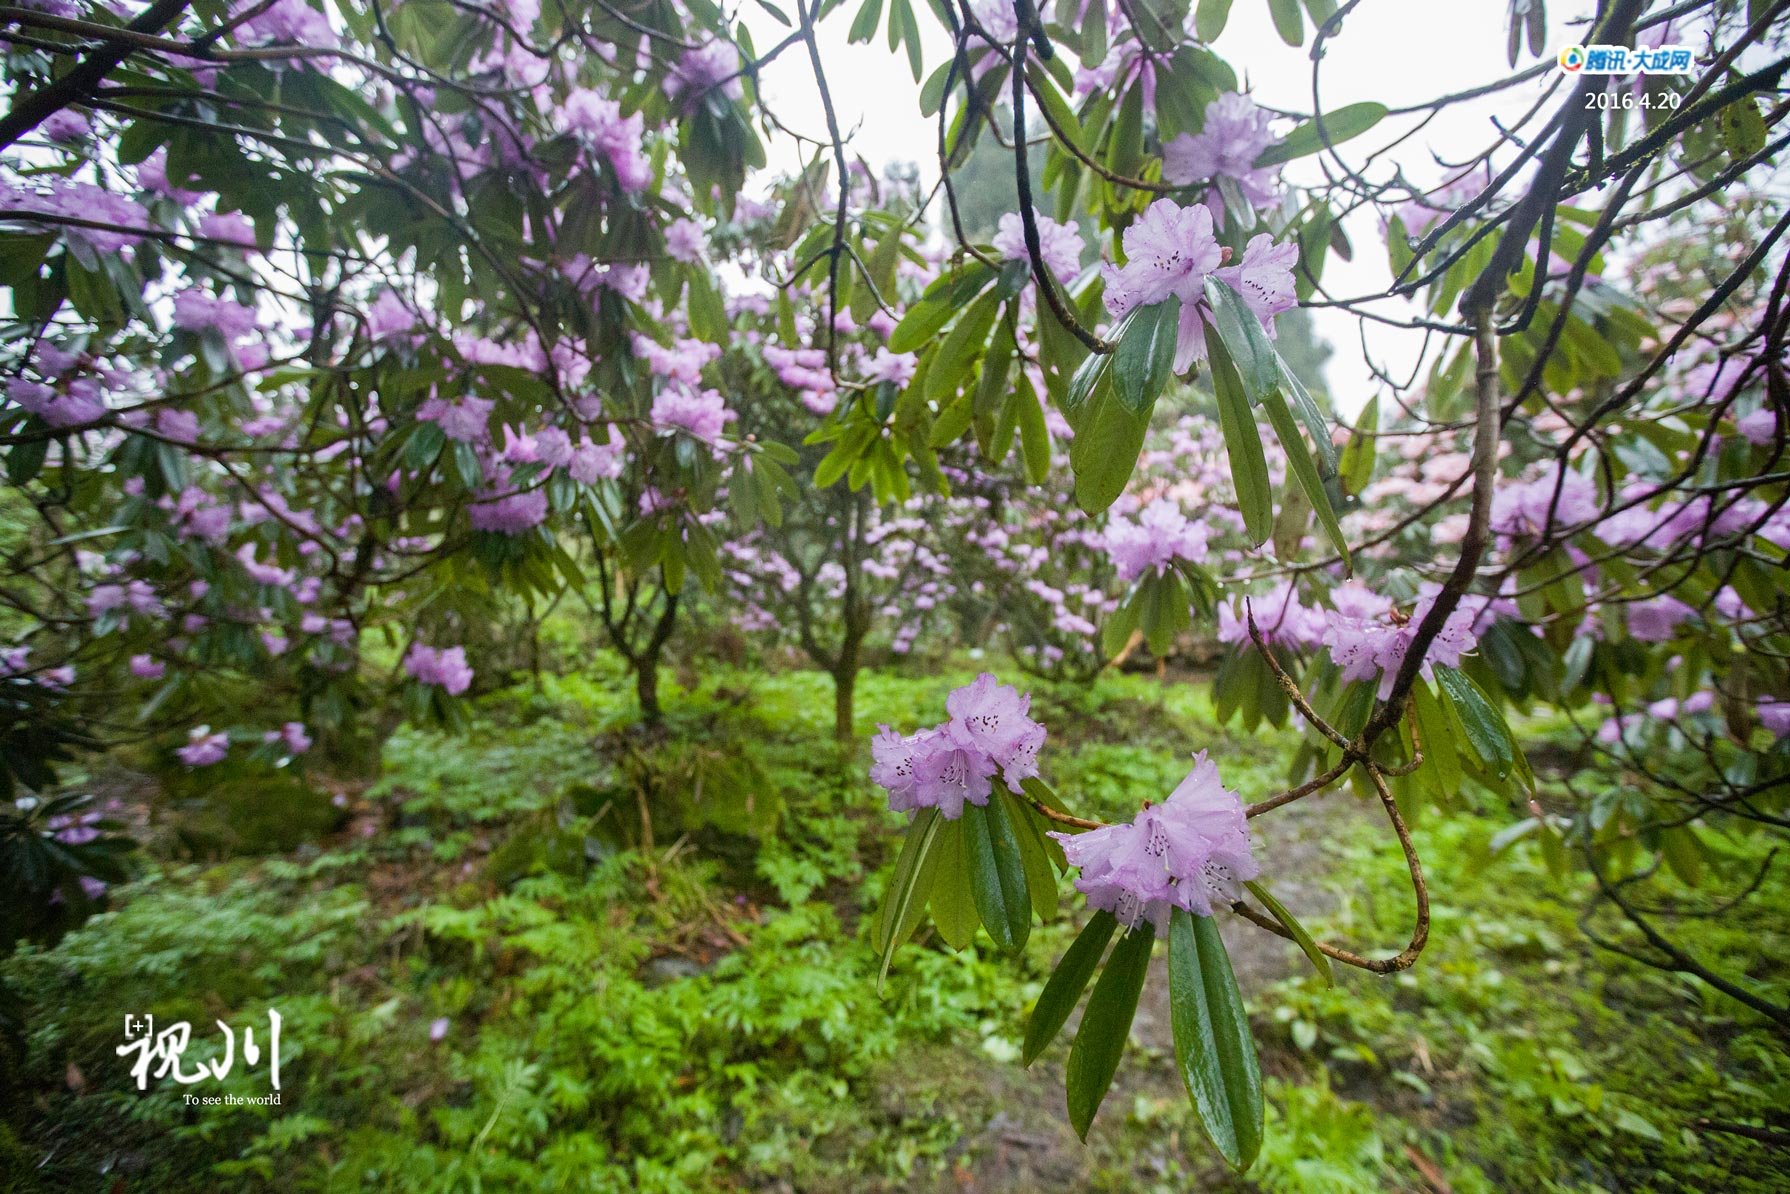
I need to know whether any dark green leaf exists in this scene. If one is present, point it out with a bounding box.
[848,0,883,42]
[1113,296,1182,413]
[1204,276,1276,401]
[1266,0,1302,44]
[928,818,979,950]
[1340,394,1377,495]
[1066,921,1155,1140]
[1255,102,1387,166]
[874,808,943,990]
[1209,336,1272,544]
[964,798,1032,951]
[1003,789,1060,920]
[1070,383,1150,514]
[889,261,996,352]
[1193,0,1231,40]
[1435,665,1525,787]
[1261,388,1349,569]
[1169,909,1264,1170]
[1023,910,1117,1065]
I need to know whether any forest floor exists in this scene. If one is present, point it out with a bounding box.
[3,656,1787,1193]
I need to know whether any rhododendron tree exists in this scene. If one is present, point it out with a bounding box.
[3,0,1789,1171]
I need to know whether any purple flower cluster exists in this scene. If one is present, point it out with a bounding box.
[869,673,1047,819]
[1050,751,1259,931]
[1103,201,1298,372]
[1,178,151,255]
[992,209,1085,283]
[1216,581,1327,649]
[404,643,474,695]
[665,40,743,109]
[263,721,312,754]
[1162,93,1282,225]
[561,89,652,191]
[177,727,230,767]
[467,488,549,534]
[651,385,732,444]
[1321,582,1484,699]
[1101,498,1210,582]
[1490,470,1603,541]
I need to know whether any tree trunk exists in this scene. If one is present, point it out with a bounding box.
[636,653,662,723]
[832,660,857,744]
[633,590,679,724]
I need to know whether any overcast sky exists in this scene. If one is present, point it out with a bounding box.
[736,2,1638,414]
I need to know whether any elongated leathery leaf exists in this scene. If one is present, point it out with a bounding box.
[1112,295,1182,413]
[1066,921,1154,1140]
[1204,275,1277,402]
[1023,910,1117,1065]
[1261,386,1349,570]
[1169,909,1263,1170]
[874,808,943,991]
[964,798,1031,951]
[928,818,978,950]
[1209,336,1272,544]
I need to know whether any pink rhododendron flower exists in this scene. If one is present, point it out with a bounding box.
[173,290,259,340]
[199,211,257,248]
[1103,199,1222,318]
[864,348,917,388]
[1102,499,1209,581]
[1736,408,1777,445]
[417,394,494,443]
[156,409,201,443]
[1322,582,1482,699]
[664,217,707,263]
[1104,201,1297,372]
[1757,697,1790,738]
[992,209,1085,283]
[136,148,201,202]
[264,721,312,754]
[7,378,105,427]
[366,290,416,340]
[1627,594,1696,642]
[1491,470,1602,540]
[468,489,549,534]
[665,40,743,108]
[944,672,1047,790]
[561,90,652,191]
[1217,582,1327,649]
[0,178,150,255]
[869,673,1048,819]
[651,386,732,443]
[130,654,165,679]
[237,0,336,47]
[40,109,90,143]
[177,728,229,767]
[1161,92,1282,224]
[569,435,624,483]
[237,543,294,587]
[405,643,474,695]
[1050,751,1258,931]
